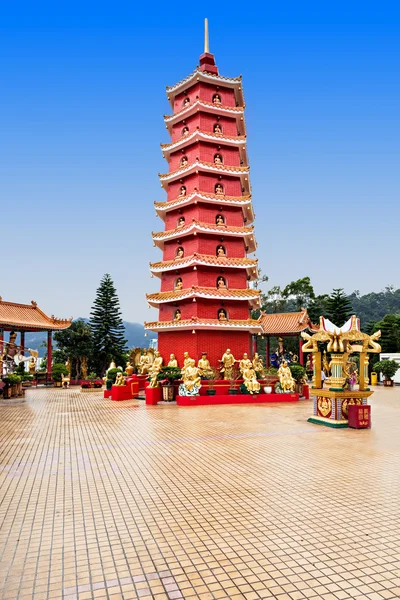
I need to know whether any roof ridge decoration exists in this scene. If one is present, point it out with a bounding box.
[0,298,72,331]
[161,130,246,151]
[152,220,254,239]
[144,317,263,333]
[159,159,249,181]
[149,252,258,270]
[155,191,252,208]
[166,68,242,94]
[146,287,260,301]
[164,99,244,122]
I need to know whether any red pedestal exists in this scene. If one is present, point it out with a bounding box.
[303,384,310,400]
[111,382,139,401]
[145,386,162,405]
[348,404,371,429]
[131,374,147,392]
[103,389,112,399]
[177,393,299,406]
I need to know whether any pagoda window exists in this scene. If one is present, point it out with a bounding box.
[214,153,223,165]
[175,246,184,260]
[178,186,187,197]
[175,278,183,290]
[183,97,190,107]
[216,214,225,226]
[177,216,185,228]
[180,156,188,168]
[216,245,226,257]
[218,308,228,321]
[213,123,222,134]
[213,93,222,104]
[173,309,182,321]
[217,276,227,289]
[182,126,189,136]
[215,183,224,196]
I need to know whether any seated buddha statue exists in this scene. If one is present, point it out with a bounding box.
[183,97,190,106]
[180,156,188,167]
[182,127,189,136]
[217,276,226,289]
[175,247,184,260]
[239,353,252,377]
[216,245,226,257]
[216,214,225,226]
[215,184,224,196]
[214,123,222,134]
[214,154,222,165]
[178,186,186,197]
[213,94,222,104]
[173,309,182,321]
[168,353,178,368]
[177,216,185,228]
[175,278,183,290]
[242,367,261,395]
[218,309,227,321]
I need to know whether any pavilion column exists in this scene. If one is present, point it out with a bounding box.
[252,335,257,357]
[266,337,270,368]
[20,332,25,355]
[299,338,304,365]
[0,329,3,375]
[47,331,53,380]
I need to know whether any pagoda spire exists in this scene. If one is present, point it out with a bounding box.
[204,18,209,53]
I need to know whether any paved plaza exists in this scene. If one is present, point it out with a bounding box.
[0,388,399,600]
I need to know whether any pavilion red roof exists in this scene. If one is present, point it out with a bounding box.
[0,298,72,331]
[259,309,316,335]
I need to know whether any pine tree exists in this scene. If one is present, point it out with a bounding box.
[325,288,353,327]
[90,274,127,375]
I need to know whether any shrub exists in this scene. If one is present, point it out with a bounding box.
[156,366,182,385]
[289,364,307,383]
[106,367,123,383]
[374,360,399,381]
[51,363,69,382]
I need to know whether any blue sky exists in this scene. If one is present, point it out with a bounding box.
[1,1,399,323]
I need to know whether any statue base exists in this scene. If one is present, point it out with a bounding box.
[177,393,299,406]
[309,388,373,427]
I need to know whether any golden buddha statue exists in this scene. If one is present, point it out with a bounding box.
[198,352,211,378]
[168,353,178,368]
[173,309,182,321]
[115,372,125,386]
[216,214,225,226]
[125,361,134,376]
[182,127,189,136]
[214,154,222,165]
[138,352,151,374]
[177,216,185,228]
[278,361,295,393]
[175,278,183,290]
[182,352,193,376]
[180,156,188,168]
[214,123,222,134]
[175,247,184,260]
[148,351,163,388]
[217,276,226,289]
[178,186,186,197]
[252,353,265,377]
[217,245,226,257]
[215,184,224,196]
[213,94,221,104]
[179,358,201,396]
[183,97,190,106]
[239,353,252,377]
[242,367,261,394]
[29,356,36,375]
[219,349,236,380]
[218,309,227,321]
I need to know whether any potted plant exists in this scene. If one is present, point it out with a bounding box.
[289,364,307,395]
[4,374,22,397]
[228,366,240,395]
[205,368,219,396]
[51,363,69,387]
[21,374,34,388]
[262,366,278,393]
[157,366,182,401]
[81,372,103,392]
[106,367,123,390]
[374,360,399,387]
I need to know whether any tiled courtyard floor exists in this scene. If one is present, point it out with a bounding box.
[0,388,399,600]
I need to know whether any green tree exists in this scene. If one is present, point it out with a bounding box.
[90,274,127,375]
[325,288,353,326]
[282,277,315,311]
[53,319,93,379]
[372,314,400,353]
[307,294,329,324]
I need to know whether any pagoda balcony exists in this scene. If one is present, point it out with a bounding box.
[144,317,262,334]
[154,191,255,223]
[164,99,245,134]
[161,130,247,163]
[158,159,250,193]
[166,68,244,107]
[152,220,256,252]
[146,286,261,308]
[149,252,259,280]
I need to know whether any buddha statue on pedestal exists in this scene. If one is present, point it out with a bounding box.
[175,247,184,260]
[217,276,226,289]
[213,94,221,104]
[148,351,163,388]
[215,184,224,196]
[198,352,211,378]
[217,245,226,258]
[219,349,236,380]
[216,214,225,226]
[218,309,227,321]
[278,360,295,393]
[239,353,252,377]
[214,123,222,134]
[138,352,151,375]
[214,154,222,165]
[178,358,201,396]
[175,278,183,290]
[242,367,261,394]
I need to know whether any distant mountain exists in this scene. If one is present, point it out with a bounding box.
[23,319,154,355]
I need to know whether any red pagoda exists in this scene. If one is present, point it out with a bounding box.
[145,20,263,366]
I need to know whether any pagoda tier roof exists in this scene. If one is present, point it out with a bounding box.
[152,220,256,252]
[164,100,245,133]
[0,298,72,332]
[161,130,247,163]
[150,252,258,280]
[145,317,262,334]
[146,286,261,307]
[154,191,255,224]
[159,160,250,193]
[166,68,244,108]
[259,309,315,336]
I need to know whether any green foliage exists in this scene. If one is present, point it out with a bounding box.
[374,360,399,380]
[156,366,182,385]
[349,286,400,324]
[289,364,306,383]
[307,294,330,324]
[4,374,22,385]
[54,319,93,379]
[90,274,127,376]
[106,367,123,383]
[325,288,353,327]
[51,363,69,382]
[86,372,98,381]
[371,314,400,353]
[282,277,315,311]
[265,366,278,375]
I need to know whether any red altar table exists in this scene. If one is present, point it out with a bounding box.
[348,404,371,429]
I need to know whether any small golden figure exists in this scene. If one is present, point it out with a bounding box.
[218,309,227,321]
[213,94,221,104]
[217,276,226,289]
[242,367,261,394]
[177,216,185,228]
[252,353,264,376]
[178,186,186,197]
[175,278,183,290]
[168,353,178,368]
[148,351,163,388]
[216,214,225,226]
[138,352,151,375]
[278,360,295,393]
[29,356,36,375]
[217,245,226,257]
[183,97,190,106]
[180,156,188,167]
[198,352,211,378]
[173,309,182,321]
[219,349,236,380]
[115,372,125,386]
[179,359,201,396]
[182,127,189,136]
[214,154,222,165]
[239,353,252,377]
[215,184,224,196]
[214,123,222,134]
